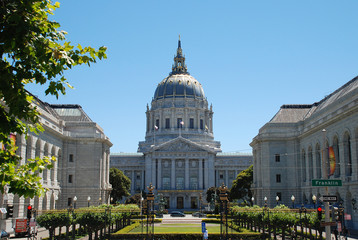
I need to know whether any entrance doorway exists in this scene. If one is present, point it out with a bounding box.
[191,197,198,209]
[177,197,184,209]
[164,197,170,209]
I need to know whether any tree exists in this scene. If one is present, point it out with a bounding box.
[109,168,131,203]
[229,165,253,202]
[0,0,107,197]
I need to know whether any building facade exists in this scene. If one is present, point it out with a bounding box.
[0,95,112,232]
[251,76,358,229]
[110,38,252,210]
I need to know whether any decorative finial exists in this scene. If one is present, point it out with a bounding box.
[179,34,180,41]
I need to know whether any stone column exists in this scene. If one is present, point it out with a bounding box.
[152,159,156,186]
[350,138,357,181]
[185,158,189,189]
[158,159,162,189]
[207,155,215,188]
[131,170,135,193]
[198,159,203,189]
[171,159,175,189]
[145,155,152,189]
[225,170,228,186]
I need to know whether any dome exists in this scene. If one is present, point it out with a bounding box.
[153,74,205,100]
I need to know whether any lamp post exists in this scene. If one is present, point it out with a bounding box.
[219,183,229,240]
[146,183,155,239]
[251,197,254,207]
[73,196,77,209]
[98,197,102,206]
[54,195,58,209]
[276,196,279,206]
[291,195,295,209]
[312,195,317,208]
[87,196,91,207]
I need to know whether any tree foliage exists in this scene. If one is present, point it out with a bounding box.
[109,168,131,203]
[229,165,253,201]
[0,0,107,197]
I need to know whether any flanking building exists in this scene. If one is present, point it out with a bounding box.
[251,76,358,229]
[110,38,252,210]
[0,94,112,232]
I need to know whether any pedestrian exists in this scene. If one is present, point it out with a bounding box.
[333,229,338,240]
[204,228,208,240]
[343,227,349,240]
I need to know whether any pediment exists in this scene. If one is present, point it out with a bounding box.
[158,141,204,152]
[152,137,215,153]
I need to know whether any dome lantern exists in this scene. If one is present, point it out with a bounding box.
[171,35,189,75]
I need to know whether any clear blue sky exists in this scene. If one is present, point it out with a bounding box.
[27,0,358,153]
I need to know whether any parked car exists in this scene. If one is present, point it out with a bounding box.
[170,211,185,217]
[0,230,9,240]
[192,212,206,217]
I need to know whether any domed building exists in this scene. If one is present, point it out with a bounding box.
[111,38,252,210]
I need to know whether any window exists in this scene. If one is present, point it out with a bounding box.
[275,154,280,162]
[69,154,74,162]
[165,118,170,129]
[189,118,194,129]
[68,174,73,183]
[200,119,204,130]
[68,198,72,207]
[219,174,224,179]
[276,174,281,183]
[177,118,183,128]
[162,177,170,190]
[155,119,159,129]
[176,177,184,190]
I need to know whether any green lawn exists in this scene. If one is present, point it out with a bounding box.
[130,223,238,233]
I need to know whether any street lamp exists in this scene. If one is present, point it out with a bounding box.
[73,196,77,209]
[276,196,279,206]
[251,197,254,207]
[54,195,58,209]
[87,196,91,207]
[312,195,317,208]
[291,195,295,209]
[98,197,102,206]
[264,196,267,207]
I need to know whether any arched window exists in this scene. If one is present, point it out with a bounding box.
[315,143,321,179]
[308,146,313,180]
[302,149,306,182]
[333,136,340,177]
[344,132,352,177]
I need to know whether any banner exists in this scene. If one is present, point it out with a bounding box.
[328,146,336,176]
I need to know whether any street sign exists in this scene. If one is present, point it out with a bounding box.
[344,214,352,220]
[319,195,338,202]
[320,221,337,227]
[201,222,206,233]
[312,179,342,187]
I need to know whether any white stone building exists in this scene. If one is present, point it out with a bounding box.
[251,76,358,229]
[0,95,112,232]
[110,39,252,210]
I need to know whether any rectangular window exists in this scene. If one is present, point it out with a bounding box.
[200,119,204,130]
[68,174,73,183]
[189,118,194,129]
[275,154,280,162]
[177,118,183,128]
[69,154,74,162]
[162,177,170,190]
[276,174,281,183]
[68,198,72,207]
[165,118,170,129]
[176,177,184,190]
[155,119,159,129]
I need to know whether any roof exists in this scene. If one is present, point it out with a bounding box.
[269,76,358,123]
[50,104,93,122]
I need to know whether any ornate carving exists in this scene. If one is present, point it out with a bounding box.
[160,142,202,152]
